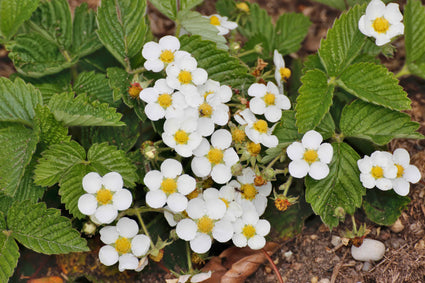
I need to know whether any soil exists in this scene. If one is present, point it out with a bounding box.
[3,0,425,282]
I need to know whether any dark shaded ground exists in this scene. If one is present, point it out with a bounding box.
[3,0,425,282]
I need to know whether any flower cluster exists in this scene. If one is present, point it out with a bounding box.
[139,35,283,253]
[358,148,421,196]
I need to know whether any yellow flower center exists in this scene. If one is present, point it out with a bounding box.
[242,224,256,239]
[275,198,290,212]
[178,70,192,84]
[263,92,276,106]
[115,237,131,254]
[371,166,384,179]
[253,119,268,134]
[128,83,142,98]
[303,149,318,164]
[210,15,221,26]
[241,184,257,200]
[159,49,174,63]
[247,142,261,156]
[207,148,224,165]
[279,67,291,81]
[96,188,113,205]
[157,93,172,108]
[236,2,250,13]
[372,17,390,34]
[232,128,246,143]
[197,216,214,234]
[199,103,213,117]
[161,178,178,195]
[396,164,404,178]
[174,130,189,144]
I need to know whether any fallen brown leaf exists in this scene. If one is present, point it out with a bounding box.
[202,242,279,283]
[28,276,64,283]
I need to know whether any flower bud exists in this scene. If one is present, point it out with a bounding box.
[140,141,158,160]
[128,82,143,98]
[236,2,250,13]
[231,163,243,176]
[82,222,97,235]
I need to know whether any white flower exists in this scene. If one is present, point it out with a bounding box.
[232,208,270,250]
[247,82,291,122]
[162,110,202,157]
[139,79,187,121]
[204,186,243,222]
[142,35,189,72]
[175,192,233,253]
[391,148,421,196]
[204,14,238,35]
[144,159,196,212]
[165,55,208,97]
[273,50,291,88]
[178,271,212,283]
[358,150,398,191]
[229,167,272,216]
[358,0,404,46]
[235,109,278,148]
[191,129,239,184]
[192,80,232,136]
[98,217,150,272]
[287,130,333,180]
[78,172,132,224]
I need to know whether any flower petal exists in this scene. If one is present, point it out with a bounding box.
[317,143,333,164]
[404,165,421,183]
[302,130,323,149]
[99,226,119,244]
[176,219,197,241]
[287,141,305,161]
[212,220,234,242]
[143,170,163,191]
[95,205,118,224]
[177,174,196,195]
[392,178,410,196]
[118,254,139,272]
[112,189,133,211]
[78,194,97,215]
[167,193,188,212]
[82,172,102,193]
[146,190,167,208]
[191,157,212,178]
[99,245,119,266]
[211,129,232,149]
[288,160,309,178]
[190,233,212,253]
[131,234,151,257]
[116,217,139,238]
[255,219,271,236]
[232,233,247,248]
[248,83,267,97]
[247,235,266,250]
[102,172,123,191]
[309,162,330,180]
[211,164,232,184]
[161,158,183,178]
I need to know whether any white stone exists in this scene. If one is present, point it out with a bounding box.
[331,235,341,247]
[351,238,385,261]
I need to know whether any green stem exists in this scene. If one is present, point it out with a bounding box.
[175,20,181,37]
[395,64,410,79]
[129,67,146,74]
[282,176,292,196]
[186,241,193,273]
[237,48,258,58]
[351,215,358,235]
[266,154,282,170]
[135,208,155,249]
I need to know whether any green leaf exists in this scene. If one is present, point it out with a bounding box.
[26,72,71,104]
[315,112,336,140]
[181,0,203,11]
[337,63,411,111]
[0,228,20,282]
[88,143,138,188]
[59,163,91,219]
[238,3,273,43]
[318,4,366,76]
[96,0,148,69]
[306,142,365,229]
[405,0,425,79]
[148,0,177,20]
[73,72,114,104]
[48,92,124,127]
[34,105,70,147]
[340,99,422,145]
[296,69,334,133]
[273,111,302,144]
[0,0,40,40]
[34,141,86,187]
[7,33,75,78]
[0,77,43,125]
[179,35,255,91]
[0,125,39,197]
[13,158,46,204]
[107,67,131,101]
[302,54,326,73]
[215,0,236,17]
[7,201,89,254]
[274,13,311,56]
[363,189,410,226]
[71,3,103,58]
[177,10,228,50]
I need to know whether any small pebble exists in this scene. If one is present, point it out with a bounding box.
[415,239,425,250]
[351,238,385,261]
[264,266,272,273]
[284,250,293,260]
[331,235,341,247]
[310,234,318,240]
[315,257,323,263]
[390,219,404,233]
[319,279,330,283]
[311,276,319,283]
[362,261,372,272]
